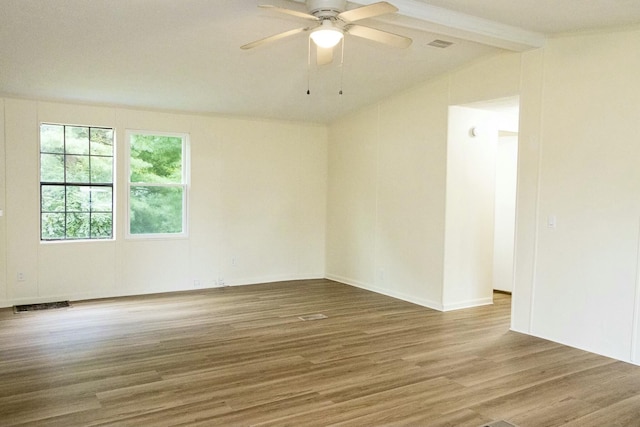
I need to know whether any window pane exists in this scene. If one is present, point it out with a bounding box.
[67,212,90,239]
[41,124,64,153]
[41,185,66,212]
[65,126,90,155]
[41,153,65,182]
[66,155,90,183]
[40,124,115,241]
[129,134,182,184]
[91,156,113,183]
[130,186,183,234]
[90,187,112,212]
[67,186,91,212]
[90,128,114,156]
[91,213,112,238]
[42,213,66,240]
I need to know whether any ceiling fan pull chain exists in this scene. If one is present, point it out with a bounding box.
[339,37,345,95]
[307,36,312,95]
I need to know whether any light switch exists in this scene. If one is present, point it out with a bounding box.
[547,215,557,229]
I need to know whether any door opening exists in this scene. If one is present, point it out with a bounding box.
[442,96,519,310]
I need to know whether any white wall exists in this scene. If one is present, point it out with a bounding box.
[328,26,640,365]
[511,48,544,333]
[443,106,499,310]
[513,28,640,363]
[0,99,327,307]
[0,100,6,303]
[326,104,380,291]
[493,134,518,293]
[326,52,522,311]
[326,77,451,309]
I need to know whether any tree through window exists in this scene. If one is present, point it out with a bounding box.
[126,131,189,237]
[40,124,114,240]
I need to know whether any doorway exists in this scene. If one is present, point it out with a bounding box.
[442,97,519,310]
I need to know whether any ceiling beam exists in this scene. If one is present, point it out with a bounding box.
[383,0,547,51]
[291,0,547,51]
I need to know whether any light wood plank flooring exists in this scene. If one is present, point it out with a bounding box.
[1,279,640,426]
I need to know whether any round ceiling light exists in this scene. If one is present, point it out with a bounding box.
[310,21,344,48]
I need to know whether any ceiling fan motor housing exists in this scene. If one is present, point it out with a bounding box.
[307,0,346,19]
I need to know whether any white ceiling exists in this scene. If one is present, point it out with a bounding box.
[410,0,640,34]
[1,0,639,123]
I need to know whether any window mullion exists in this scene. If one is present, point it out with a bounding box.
[63,127,68,239]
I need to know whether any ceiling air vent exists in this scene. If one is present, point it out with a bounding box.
[428,39,454,48]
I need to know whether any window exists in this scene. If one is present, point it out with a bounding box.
[126,130,189,237]
[40,124,114,241]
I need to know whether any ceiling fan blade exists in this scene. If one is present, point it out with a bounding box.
[241,27,308,50]
[338,1,398,22]
[316,46,334,66]
[259,4,319,21]
[346,24,412,48]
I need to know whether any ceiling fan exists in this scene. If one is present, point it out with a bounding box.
[241,0,412,66]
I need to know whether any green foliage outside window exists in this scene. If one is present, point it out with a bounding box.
[40,124,114,241]
[128,133,187,235]
[40,126,187,239]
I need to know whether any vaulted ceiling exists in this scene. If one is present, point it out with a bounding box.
[1,0,639,123]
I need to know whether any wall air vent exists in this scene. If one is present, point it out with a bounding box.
[428,39,454,48]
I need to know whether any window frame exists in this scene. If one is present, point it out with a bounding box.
[39,122,115,242]
[125,129,190,240]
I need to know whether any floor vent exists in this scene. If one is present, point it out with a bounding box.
[298,313,328,321]
[14,301,71,313]
[480,421,518,427]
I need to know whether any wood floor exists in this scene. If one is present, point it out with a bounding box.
[1,279,640,426]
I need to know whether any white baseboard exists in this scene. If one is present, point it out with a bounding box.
[228,273,324,287]
[442,297,493,312]
[325,273,444,311]
[0,274,326,308]
[509,326,639,367]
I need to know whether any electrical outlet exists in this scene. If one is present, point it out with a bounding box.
[217,277,226,287]
[193,280,201,288]
[17,272,25,282]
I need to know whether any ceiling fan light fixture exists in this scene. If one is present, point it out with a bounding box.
[310,21,343,48]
